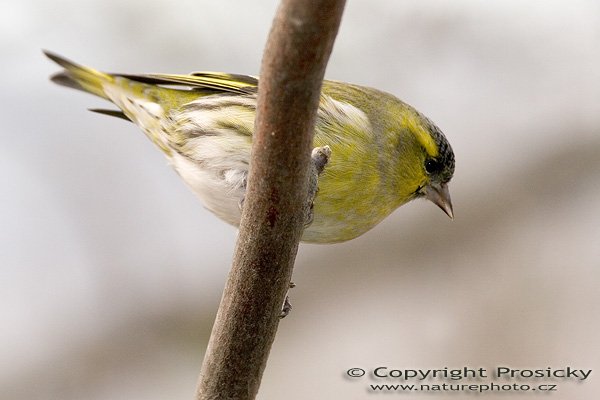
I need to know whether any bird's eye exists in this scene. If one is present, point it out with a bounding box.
[425,159,442,174]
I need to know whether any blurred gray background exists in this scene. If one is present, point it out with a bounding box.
[1,0,599,399]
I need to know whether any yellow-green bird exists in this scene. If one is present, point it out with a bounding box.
[45,51,454,244]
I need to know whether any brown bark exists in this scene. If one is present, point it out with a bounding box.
[195,1,345,399]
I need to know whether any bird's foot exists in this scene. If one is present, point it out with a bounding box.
[279,281,296,319]
[305,145,331,227]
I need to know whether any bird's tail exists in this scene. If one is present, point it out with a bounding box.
[45,50,175,155]
[44,50,113,100]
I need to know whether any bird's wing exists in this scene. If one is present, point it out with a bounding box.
[115,72,259,95]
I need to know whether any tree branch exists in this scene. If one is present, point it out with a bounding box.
[195,1,345,399]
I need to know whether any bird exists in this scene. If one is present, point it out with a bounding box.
[45,51,455,244]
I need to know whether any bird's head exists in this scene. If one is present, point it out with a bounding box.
[398,111,455,219]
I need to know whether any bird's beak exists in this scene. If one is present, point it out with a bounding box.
[425,182,454,219]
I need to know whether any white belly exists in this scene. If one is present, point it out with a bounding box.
[170,147,247,227]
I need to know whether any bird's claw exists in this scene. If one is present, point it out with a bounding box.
[280,295,292,319]
[305,145,331,227]
[279,281,296,319]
